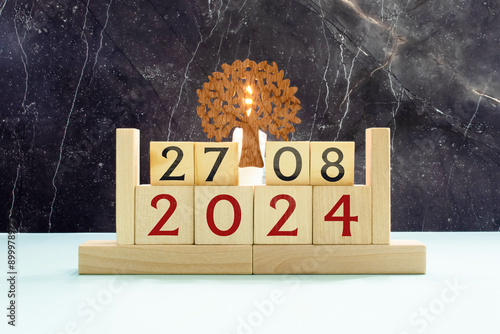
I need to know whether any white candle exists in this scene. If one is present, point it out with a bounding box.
[232,128,266,185]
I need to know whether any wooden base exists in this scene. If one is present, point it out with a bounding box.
[79,241,252,274]
[79,240,425,275]
[253,240,426,274]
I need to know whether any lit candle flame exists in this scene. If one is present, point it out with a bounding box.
[245,86,253,116]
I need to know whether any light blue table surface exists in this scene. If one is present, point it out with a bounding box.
[1,232,499,334]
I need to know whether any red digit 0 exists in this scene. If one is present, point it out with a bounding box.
[267,194,298,236]
[324,195,358,236]
[148,194,179,236]
[206,194,241,236]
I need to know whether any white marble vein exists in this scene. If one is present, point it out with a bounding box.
[90,0,113,84]
[215,13,232,70]
[9,164,21,231]
[167,14,203,141]
[472,89,500,104]
[49,1,91,231]
[238,0,249,14]
[463,91,483,141]
[388,62,401,150]
[320,4,331,132]
[335,48,360,140]
[14,3,28,112]
[309,81,322,141]
[0,0,7,17]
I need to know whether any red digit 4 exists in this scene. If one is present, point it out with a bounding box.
[267,194,298,236]
[148,194,179,236]
[324,195,358,237]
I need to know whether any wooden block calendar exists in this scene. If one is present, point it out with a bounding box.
[79,127,426,275]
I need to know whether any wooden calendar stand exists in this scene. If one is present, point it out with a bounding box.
[78,128,426,275]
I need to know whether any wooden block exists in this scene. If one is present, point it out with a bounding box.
[313,185,372,244]
[150,142,194,185]
[266,141,310,185]
[366,128,391,244]
[79,241,252,274]
[135,185,193,245]
[116,128,140,245]
[254,186,312,244]
[253,240,426,274]
[310,142,355,186]
[195,186,253,244]
[195,142,239,185]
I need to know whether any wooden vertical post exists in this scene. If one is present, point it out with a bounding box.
[116,129,140,244]
[366,128,391,244]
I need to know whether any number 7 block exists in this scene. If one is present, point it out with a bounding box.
[195,142,239,185]
[313,186,372,244]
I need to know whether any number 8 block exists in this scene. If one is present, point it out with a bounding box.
[310,142,355,186]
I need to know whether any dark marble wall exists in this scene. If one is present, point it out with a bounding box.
[1,0,499,233]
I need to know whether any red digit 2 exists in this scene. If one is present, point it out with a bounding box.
[267,194,298,236]
[148,194,179,236]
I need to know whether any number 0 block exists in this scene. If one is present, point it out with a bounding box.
[266,141,310,185]
[313,186,372,244]
[310,142,354,186]
[195,186,253,244]
[195,142,239,186]
[150,142,194,186]
[135,185,194,244]
[254,186,312,244]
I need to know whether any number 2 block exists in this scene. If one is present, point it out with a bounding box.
[150,142,194,186]
[313,186,371,244]
[195,186,253,244]
[135,185,194,244]
[310,142,354,186]
[195,142,239,186]
[254,186,312,244]
[266,141,310,185]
